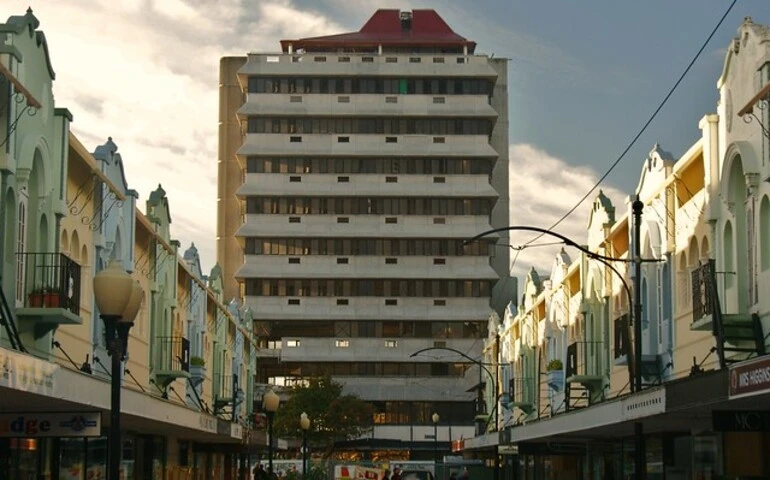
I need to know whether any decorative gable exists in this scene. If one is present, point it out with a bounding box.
[147,184,172,243]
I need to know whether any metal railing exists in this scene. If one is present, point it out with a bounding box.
[691,260,716,322]
[214,374,239,401]
[613,314,631,360]
[17,252,81,314]
[155,336,190,372]
[508,377,536,405]
[566,341,605,378]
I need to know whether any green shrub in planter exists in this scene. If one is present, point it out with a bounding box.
[546,359,563,371]
[190,356,205,367]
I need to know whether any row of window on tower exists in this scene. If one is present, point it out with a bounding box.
[371,401,476,425]
[261,361,468,379]
[244,278,493,298]
[263,319,487,340]
[247,76,493,96]
[244,156,495,175]
[246,117,492,136]
[243,237,493,256]
[244,196,493,216]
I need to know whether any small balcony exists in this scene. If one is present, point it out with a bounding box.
[691,260,717,331]
[16,252,82,338]
[613,314,631,366]
[507,377,536,415]
[153,336,190,388]
[189,355,206,387]
[214,374,245,413]
[565,341,604,389]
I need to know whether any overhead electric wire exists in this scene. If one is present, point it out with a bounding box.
[522,0,739,247]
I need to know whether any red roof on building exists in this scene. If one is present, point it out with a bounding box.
[280,9,476,53]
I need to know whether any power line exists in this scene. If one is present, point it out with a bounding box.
[522,0,739,247]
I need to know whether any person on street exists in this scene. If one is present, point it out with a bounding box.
[254,463,268,480]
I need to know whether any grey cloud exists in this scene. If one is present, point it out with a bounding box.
[136,137,187,156]
[75,94,104,116]
[507,143,625,280]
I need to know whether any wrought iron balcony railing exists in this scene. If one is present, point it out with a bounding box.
[214,373,237,400]
[613,314,631,361]
[566,340,605,380]
[508,377,536,408]
[155,336,190,374]
[691,260,716,324]
[17,252,81,315]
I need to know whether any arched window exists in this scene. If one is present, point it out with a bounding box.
[60,229,69,255]
[760,196,770,271]
[724,221,735,290]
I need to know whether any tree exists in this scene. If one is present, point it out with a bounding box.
[272,375,374,458]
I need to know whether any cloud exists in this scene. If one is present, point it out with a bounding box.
[507,144,626,281]
[5,0,341,273]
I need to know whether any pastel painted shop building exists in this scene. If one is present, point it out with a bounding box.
[0,8,257,480]
[474,17,770,480]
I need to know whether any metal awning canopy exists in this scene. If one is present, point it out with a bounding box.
[0,62,41,109]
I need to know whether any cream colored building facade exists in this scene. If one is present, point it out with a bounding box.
[467,17,770,480]
[0,8,257,480]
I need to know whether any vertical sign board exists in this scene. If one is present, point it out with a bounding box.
[728,356,770,399]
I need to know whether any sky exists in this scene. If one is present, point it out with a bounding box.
[4,0,770,283]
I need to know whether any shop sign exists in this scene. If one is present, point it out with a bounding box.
[0,412,100,437]
[712,410,770,432]
[230,422,243,439]
[198,414,217,433]
[0,348,56,395]
[621,387,666,421]
[729,356,770,398]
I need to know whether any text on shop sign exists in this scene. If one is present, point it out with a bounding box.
[0,412,101,437]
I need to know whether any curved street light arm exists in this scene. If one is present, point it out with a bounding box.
[410,346,496,387]
[464,226,660,264]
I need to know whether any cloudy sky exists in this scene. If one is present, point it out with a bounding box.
[5,0,770,281]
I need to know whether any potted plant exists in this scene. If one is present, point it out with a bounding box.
[189,356,206,384]
[546,358,564,391]
[28,287,61,308]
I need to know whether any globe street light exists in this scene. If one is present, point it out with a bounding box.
[300,412,311,479]
[432,412,440,473]
[263,389,280,472]
[93,260,144,480]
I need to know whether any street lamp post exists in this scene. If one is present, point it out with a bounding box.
[432,412,439,473]
[464,220,651,480]
[410,348,497,480]
[300,412,310,479]
[93,260,144,480]
[263,389,280,472]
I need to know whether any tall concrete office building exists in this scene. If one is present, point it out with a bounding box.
[217,9,513,454]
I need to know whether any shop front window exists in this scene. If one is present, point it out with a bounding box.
[12,438,39,480]
[60,438,86,480]
[87,437,107,479]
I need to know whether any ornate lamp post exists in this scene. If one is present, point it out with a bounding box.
[300,412,310,479]
[263,389,280,472]
[93,260,144,480]
[432,412,440,472]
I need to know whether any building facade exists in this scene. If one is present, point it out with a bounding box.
[0,8,258,480]
[216,9,515,455]
[468,17,770,480]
